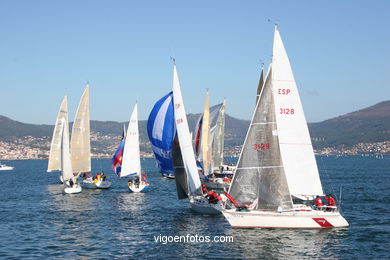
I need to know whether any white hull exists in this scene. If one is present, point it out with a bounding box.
[0,165,14,171]
[189,196,222,215]
[128,182,150,193]
[82,178,111,189]
[223,209,349,229]
[64,184,82,194]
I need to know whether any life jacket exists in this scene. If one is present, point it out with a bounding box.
[315,197,323,206]
[324,196,335,206]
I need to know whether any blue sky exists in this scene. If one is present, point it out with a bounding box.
[0,0,389,124]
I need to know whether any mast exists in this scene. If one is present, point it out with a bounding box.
[71,85,91,174]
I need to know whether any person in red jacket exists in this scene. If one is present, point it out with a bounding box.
[206,190,222,204]
[324,194,336,211]
[314,195,323,207]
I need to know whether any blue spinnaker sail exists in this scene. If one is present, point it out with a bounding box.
[147,92,176,175]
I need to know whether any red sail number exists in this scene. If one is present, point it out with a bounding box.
[253,143,270,150]
[278,89,291,95]
[176,118,183,124]
[280,108,295,115]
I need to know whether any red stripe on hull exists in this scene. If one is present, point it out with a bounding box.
[312,218,334,228]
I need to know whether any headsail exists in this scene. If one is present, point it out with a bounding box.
[172,64,202,196]
[201,92,212,175]
[112,125,126,176]
[147,92,176,176]
[61,111,73,181]
[272,26,323,197]
[48,96,68,172]
[228,65,293,211]
[121,103,141,178]
[71,85,91,173]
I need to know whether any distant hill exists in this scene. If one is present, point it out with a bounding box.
[0,113,248,149]
[309,101,390,148]
[1,100,389,150]
[0,115,52,139]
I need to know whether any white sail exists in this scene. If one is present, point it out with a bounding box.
[272,26,323,197]
[172,64,202,195]
[212,100,225,168]
[61,113,74,181]
[121,103,141,178]
[201,92,212,175]
[71,85,91,173]
[48,96,68,172]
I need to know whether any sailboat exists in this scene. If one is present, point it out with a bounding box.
[120,103,150,192]
[47,96,82,194]
[171,62,222,215]
[74,86,111,189]
[222,26,349,228]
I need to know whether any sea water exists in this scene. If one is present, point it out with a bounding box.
[0,156,389,259]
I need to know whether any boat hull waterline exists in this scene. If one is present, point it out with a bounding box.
[64,184,82,194]
[223,209,349,229]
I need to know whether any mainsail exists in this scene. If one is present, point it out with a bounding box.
[272,27,323,197]
[48,96,68,172]
[194,103,223,162]
[228,65,293,211]
[172,64,202,196]
[172,136,189,199]
[121,103,141,178]
[147,92,176,175]
[211,100,225,169]
[71,85,91,173]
